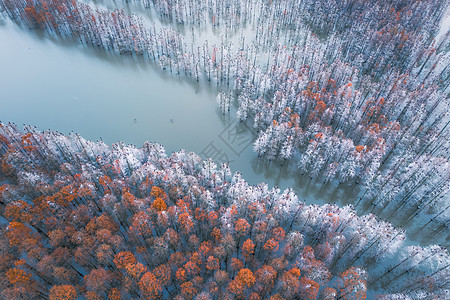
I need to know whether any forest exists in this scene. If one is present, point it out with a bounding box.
[0,0,449,299]
[0,124,448,299]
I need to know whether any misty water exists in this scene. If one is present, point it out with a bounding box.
[0,20,298,191]
[0,17,447,251]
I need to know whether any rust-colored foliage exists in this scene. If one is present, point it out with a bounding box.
[153,264,171,285]
[355,145,365,153]
[6,268,32,286]
[228,277,245,296]
[280,268,301,298]
[231,257,244,272]
[249,292,262,300]
[125,262,147,280]
[5,200,32,223]
[98,175,112,193]
[152,197,167,211]
[96,213,119,231]
[237,268,256,288]
[6,221,35,247]
[272,227,286,241]
[339,267,367,300]
[242,238,255,260]
[52,185,77,207]
[178,212,194,233]
[131,211,153,237]
[122,189,139,209]
[108,288,121,300]
[113,251,137,269]
[206,255,220,271]
[208,211,219,225]
[85,291,102,300]
[211,227,222,242]
[0,122,433,299]
[229,268,256,296]
[176,267,188,283]
[184,260,200,277]
[181,281,198,299]
[49,284,77,300]
[263,238,279,253]
[84,268,110,292]
[139,271,162,299]
[21,133,37,152]
[151,186,166,198]
[301,246,315,260]
[235,218,250,237]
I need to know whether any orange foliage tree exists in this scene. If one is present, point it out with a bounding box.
[49,284,77,300]
[139,271,162,299]
[339,267,367,300]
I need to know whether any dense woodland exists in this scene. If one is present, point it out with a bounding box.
[0,124,448,299]
[0,0,449,299]
[0,0,448,238]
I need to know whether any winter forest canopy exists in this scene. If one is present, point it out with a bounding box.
[0,0,449,299]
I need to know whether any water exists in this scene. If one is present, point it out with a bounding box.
[0,21,297,189]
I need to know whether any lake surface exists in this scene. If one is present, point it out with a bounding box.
[0,21,300,190]
[0,17,447,249]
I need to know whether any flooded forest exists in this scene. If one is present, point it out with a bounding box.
[0,0,449,299]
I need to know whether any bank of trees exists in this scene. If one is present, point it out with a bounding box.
[0,124,448,299]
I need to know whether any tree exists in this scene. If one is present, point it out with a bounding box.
[181,280,198,299]
[299,277,320,299]
[4,200,32,223]
[231,257,244,273]
[228,268,256,297]
[206,256,220,271]
[242,239,255,262]
[184,260,200,277]
[49,284,77,300]
[178,212,194,234]
[263,238,279,253]
[113,252,137,270]
[319,287,337,300]
[139,271,162,299]
[131,211,153,237]
[338,267,367,300]
[151,186,167,200]
[280,268,301,298]
[6,222,35,247]
[176,267,188,283]
[236,268,256,288]
[108,288,121,300]
[255,265,277,294]
[6,268,32,287]
[125,262,147,280]
[53,267,77,284]
[152,197,167,211]
[96,244,114,266]
[235,219,250,237]
[48,229,66,248]
[85,291,102,300]
[153,264,170,286]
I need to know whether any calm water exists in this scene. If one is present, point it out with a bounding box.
[0,21,299,191]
